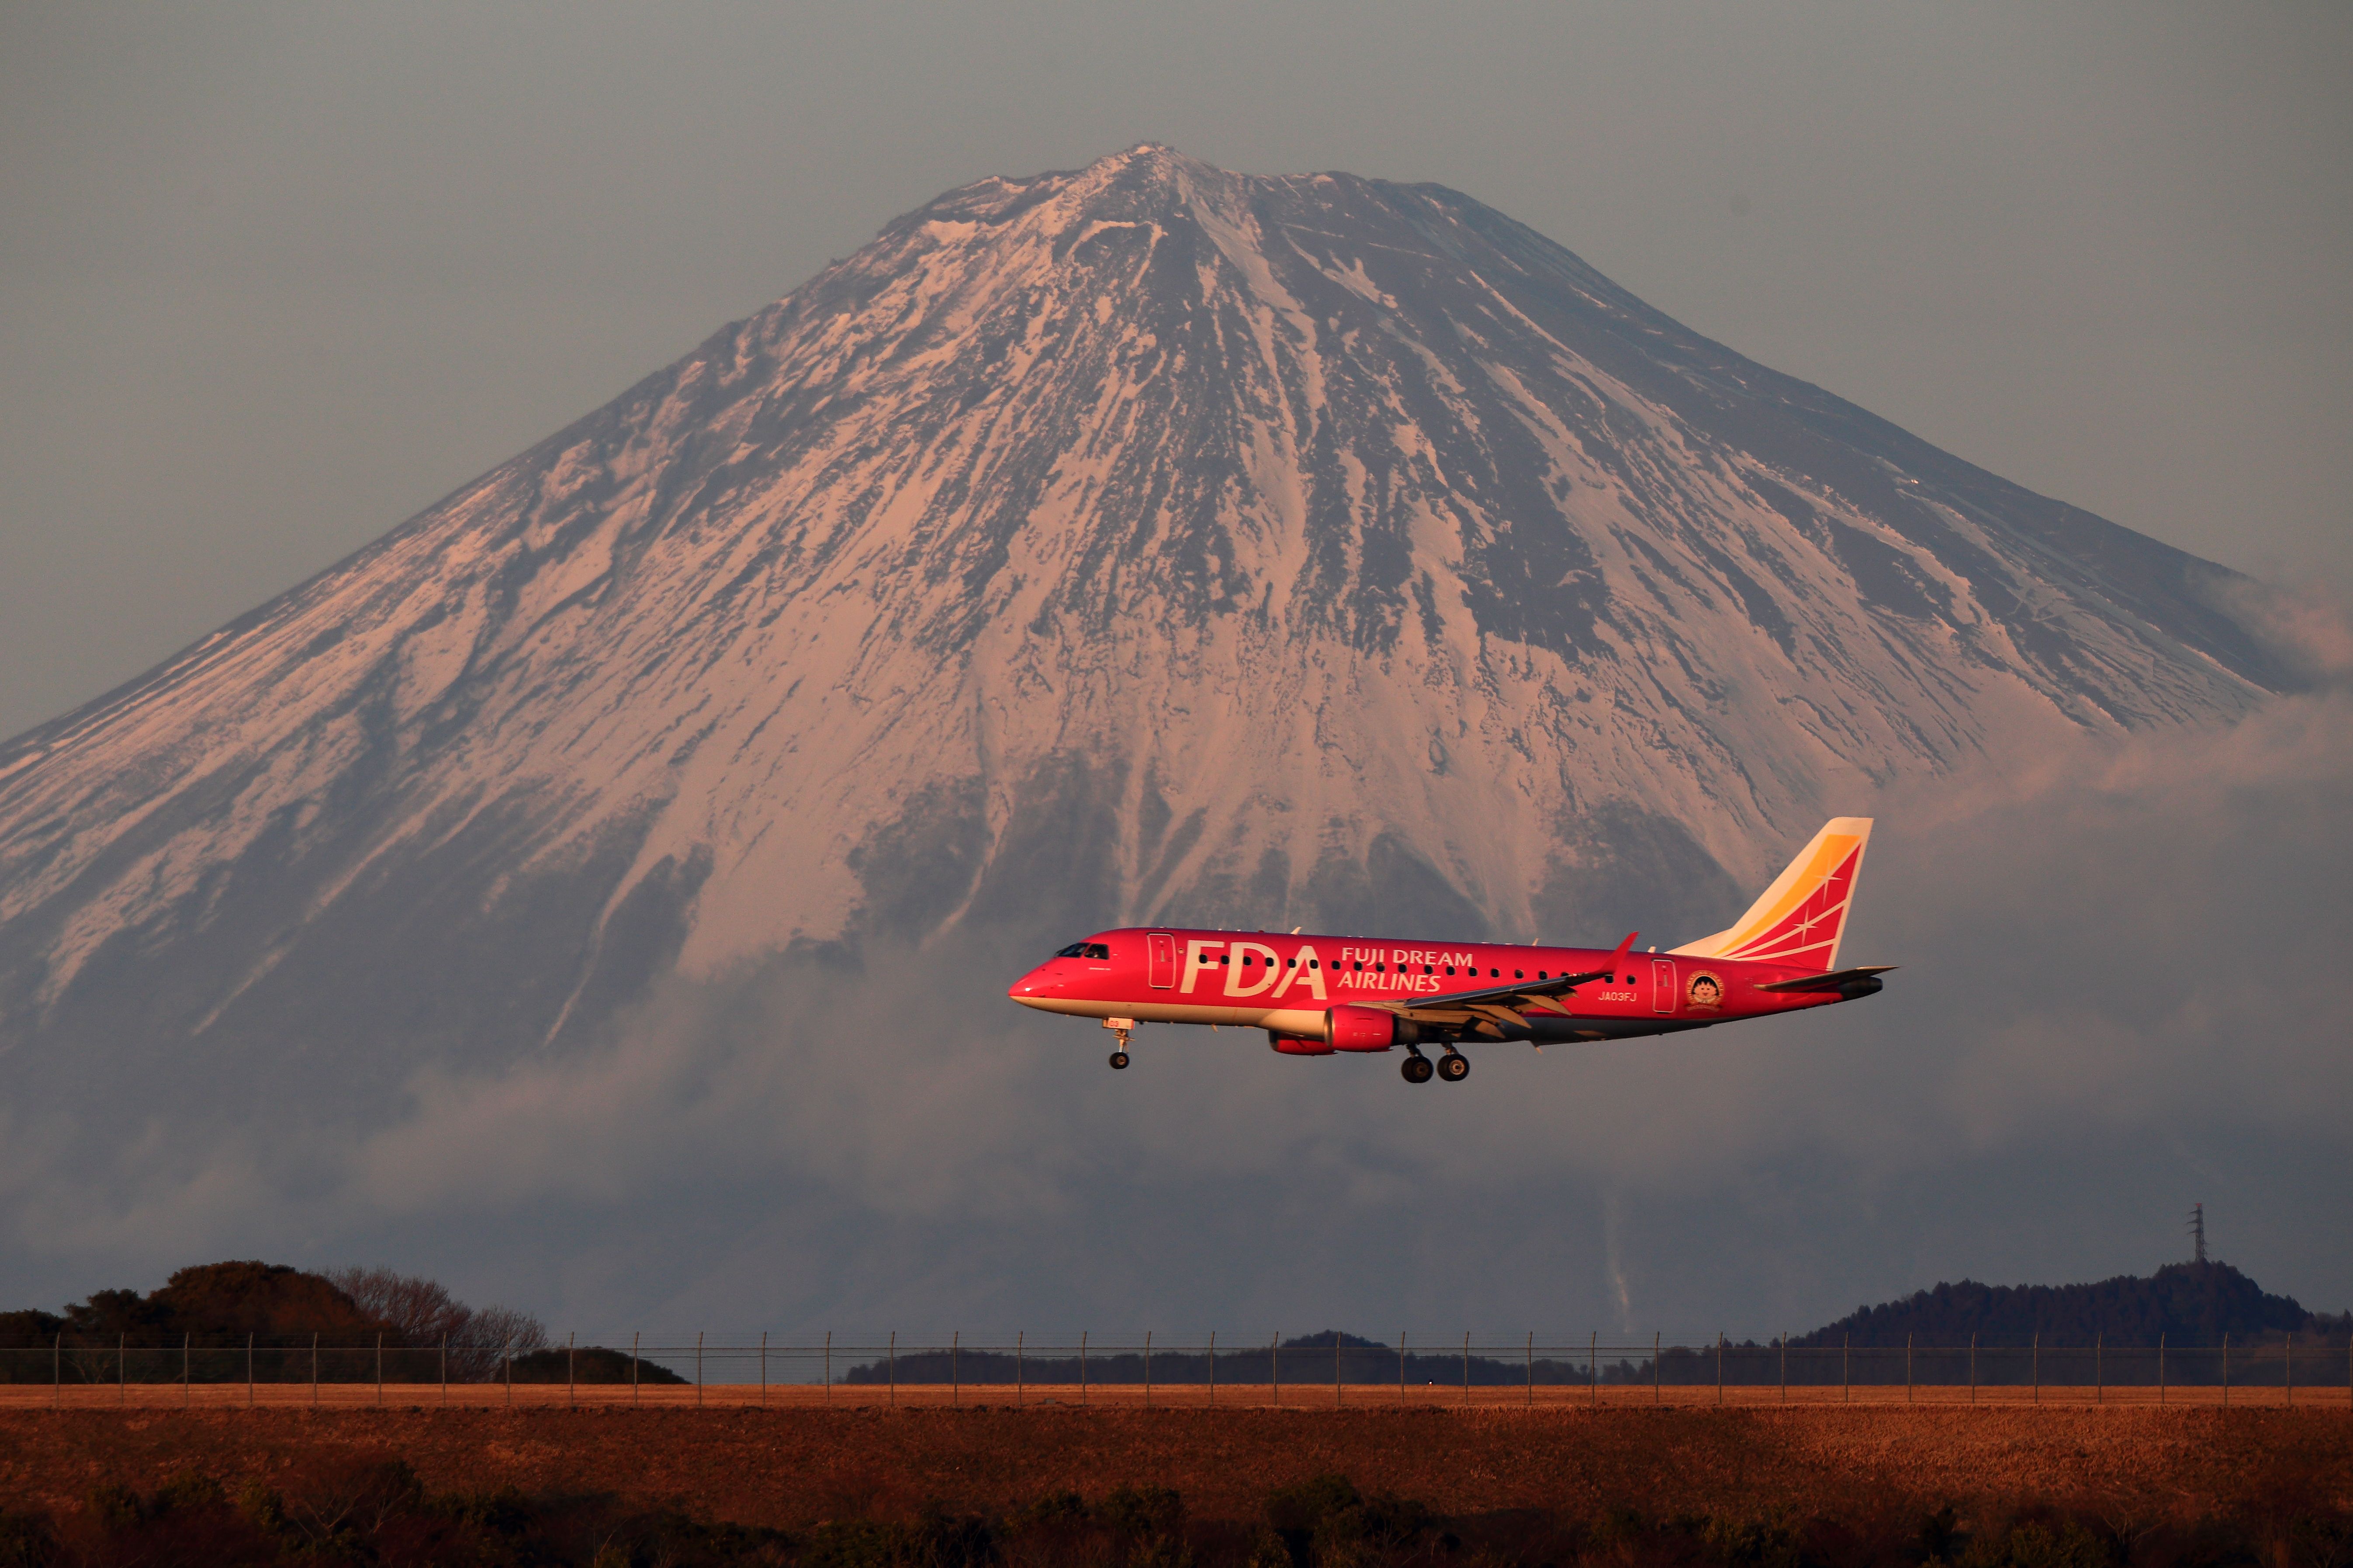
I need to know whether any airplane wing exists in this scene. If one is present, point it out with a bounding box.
[1753,965,1896,995]
[1363,932,1638,1027]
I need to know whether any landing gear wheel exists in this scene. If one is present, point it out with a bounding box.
[1401,1053,1435,1084]
[1109,1051,1130,1070]
[1437,1051,1470,1083]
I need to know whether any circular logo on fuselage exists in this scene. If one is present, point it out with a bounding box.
[1686,971,1725,1012]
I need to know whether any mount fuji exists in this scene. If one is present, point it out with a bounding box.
[0,145,2292,1107]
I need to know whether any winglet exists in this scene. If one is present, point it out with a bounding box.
[1605,931,1638,981]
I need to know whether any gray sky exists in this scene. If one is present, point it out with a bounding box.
[3,3,2349,742]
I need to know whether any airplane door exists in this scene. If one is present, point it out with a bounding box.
[1651,959,1675,1014]
[1147,932,1176,989]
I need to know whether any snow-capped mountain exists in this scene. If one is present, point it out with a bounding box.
[0,145,2289,1083]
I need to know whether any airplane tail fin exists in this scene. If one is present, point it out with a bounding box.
[1669,818,1873,972]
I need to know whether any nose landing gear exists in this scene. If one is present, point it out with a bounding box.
[1400,1051,1435,1084]
[1104,1017,1135,1070]
[1436,1050,1470,1083]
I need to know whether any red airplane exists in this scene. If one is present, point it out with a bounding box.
[1007,818,1889,1082]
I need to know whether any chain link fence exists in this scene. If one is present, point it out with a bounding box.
[3,1333,2346,1408]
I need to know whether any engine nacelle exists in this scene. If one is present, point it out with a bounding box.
[1326,1004,1401,1053]
[1267,1033,1335,1056]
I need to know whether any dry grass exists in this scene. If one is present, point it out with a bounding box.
[3,1401,2346,1527]
[0,1380,2333,1411]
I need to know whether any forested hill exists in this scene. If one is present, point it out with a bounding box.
[1796,1261,2351,1347]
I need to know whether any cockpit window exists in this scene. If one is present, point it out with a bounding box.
[1085,943,1110,960]
[1053,941,1113,960]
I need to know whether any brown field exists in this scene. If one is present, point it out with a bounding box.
[0,1379,2339,1412]
[3,1398,2348,1527]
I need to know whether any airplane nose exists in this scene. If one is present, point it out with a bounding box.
[1008,964,1050,1001]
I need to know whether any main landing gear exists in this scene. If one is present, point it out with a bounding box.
[1436,1050,1470,1083]
[1105,1017,1135,1070]
[1400,1051,1435,1084]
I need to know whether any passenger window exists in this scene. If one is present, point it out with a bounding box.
[1538,971,1548,979]
[1444,966,1454,976]
[1287,958,1296,968]
[1490,968,1500,977]
[1423,964,1432,974]
[1220,955,1231,965]
[1515,970,1523,979]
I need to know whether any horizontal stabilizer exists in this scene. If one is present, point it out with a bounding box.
[1754,965,1895,996]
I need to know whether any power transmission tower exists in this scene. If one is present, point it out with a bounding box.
[2187,1202,2207,1264]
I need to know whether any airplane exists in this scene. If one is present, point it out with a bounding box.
[1007,817,1889,1083]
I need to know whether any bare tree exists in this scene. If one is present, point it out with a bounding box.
[323,1267,470,1344]
[453,1304,549,1382]
[325,1266,547,1381]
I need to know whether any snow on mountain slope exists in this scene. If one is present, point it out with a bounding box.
[0,145,2290,1082]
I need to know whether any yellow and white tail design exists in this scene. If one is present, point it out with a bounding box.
[1670,818,1873,972]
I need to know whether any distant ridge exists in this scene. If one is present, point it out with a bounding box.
[1793,1261,2351,1347]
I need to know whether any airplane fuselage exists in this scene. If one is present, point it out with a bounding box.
[1008,926,1875,1052]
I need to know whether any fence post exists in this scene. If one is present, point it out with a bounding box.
[632,1333,639,1408]
[1271,1333,1279,1409]
[440,1336,447,1407]
[1462,1333,1469,1409]
[1334,1331,1340,1409]
[121,1333,127,1405]
[567,1333,575,1411]
[311,1333,319,1408]
[2032,1335,2039,1405]
[1079,1331,1086,1408]
[249,1333,255,1409]
[378,1333,385,1408]
[824,1332,831,1403]
[184,1332,191,1407]
[698,1332,705,1409]
[1780,1334,1786,1404]
[504,1335,512,1408]
[1144,1330,1151,1409]
[762,1331,768,1409]
[1906,1334,1912,1406]
[2096,1332,2102,1405]
[2223,1333,2229,1407]
[1017,1331,1025,1409]
[1590,1332,1597,1409]
[953,1330,961,1409]
[2286,1333,2293,1406]
[54,1332,60,1408]
[885,1333,892,1409]
[1529,1333,1535,1408]
[1398,1332,1406,1405]
[1842,1335,1848,1404]
[1207,1331,1214,1408]
[1654,1333,1661,1406]
[1718,1333,1724,1408]
[2159,1333,2165,1404]
[1969,1334,1976,1405]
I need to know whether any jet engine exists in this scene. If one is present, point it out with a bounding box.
[1325,1004,1405,1052]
